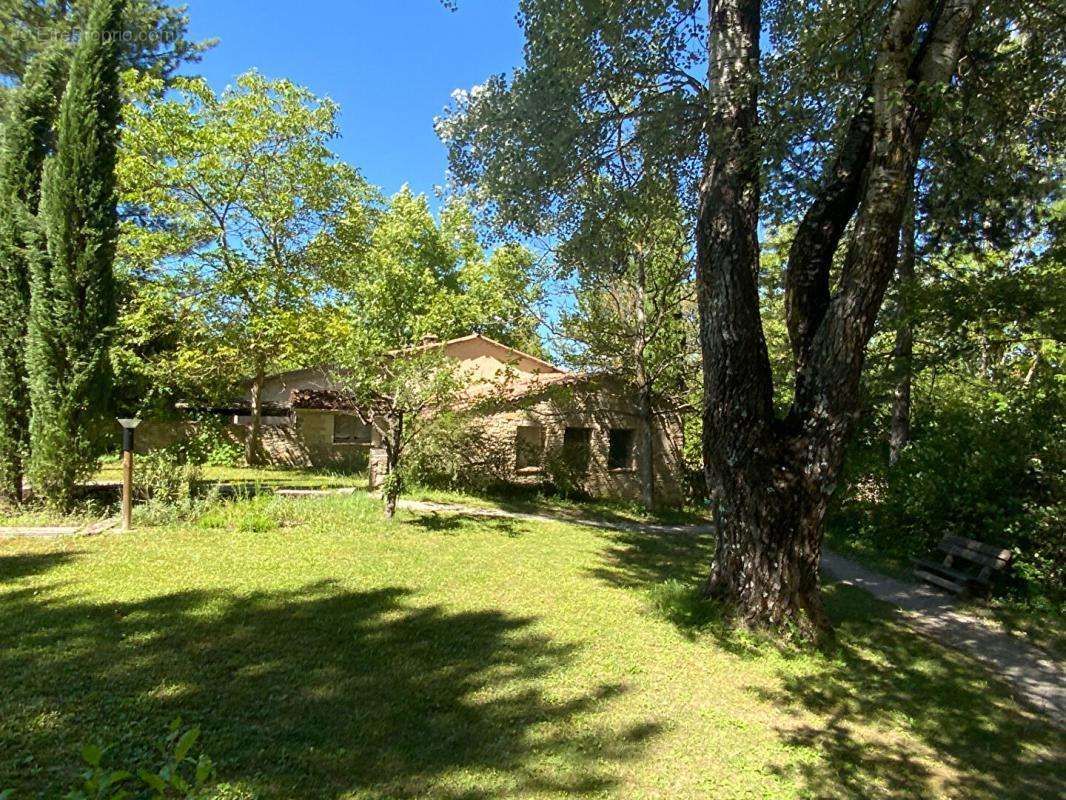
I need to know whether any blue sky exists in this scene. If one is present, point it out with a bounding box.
[182,0,526,206]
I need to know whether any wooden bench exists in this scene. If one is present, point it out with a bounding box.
[913,535,1012,598]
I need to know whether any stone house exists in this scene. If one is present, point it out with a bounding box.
[146,334,686,505]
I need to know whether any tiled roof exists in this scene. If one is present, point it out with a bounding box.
[290,389,362,411]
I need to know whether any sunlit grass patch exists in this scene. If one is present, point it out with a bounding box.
[1,492,1061,799]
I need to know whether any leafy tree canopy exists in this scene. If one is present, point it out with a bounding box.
[0,0,213,86]
[116,69,375,409]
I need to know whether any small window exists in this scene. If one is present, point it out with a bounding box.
[333,414,371,444]
[562,426,592,473]
[515,425,545,469]
[608,428,635,470]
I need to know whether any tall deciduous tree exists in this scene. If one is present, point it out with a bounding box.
[329,187,544,516]
[702,0,980,636]
[0,46,66,502]
[556,178,695,510]
[439,0,1014,637]
[27,0,124,506]
[118,70,374,464]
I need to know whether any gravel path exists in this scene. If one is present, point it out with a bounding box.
[821,550,1065,726]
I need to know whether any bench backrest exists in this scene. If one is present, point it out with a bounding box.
[938,535,1012,571]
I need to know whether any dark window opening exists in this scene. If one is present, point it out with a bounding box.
[607,428,635,470]
[515,425,545,469]
[333,414,371,444]
[562,426,592,473]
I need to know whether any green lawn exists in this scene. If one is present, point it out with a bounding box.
[404,483,709,525]
[94,460,368,490]
[1,493,1063,799]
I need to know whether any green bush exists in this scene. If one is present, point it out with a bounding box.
[403,414,512,493]
[53,718,217,800]
[167,417,244,468]
[832,380,1064,607]
[541,447,591,501]
[137,450,202,506]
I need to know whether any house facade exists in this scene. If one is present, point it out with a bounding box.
[140,335,687,505]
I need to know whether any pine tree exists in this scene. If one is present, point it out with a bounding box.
[0,47,67,502]
[27,0,124,506]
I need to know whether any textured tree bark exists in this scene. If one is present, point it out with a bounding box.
[383,412,403,518]
[697,0,827,633]
[246,364,265,466]
[697,0,979,639]
[637,386,656,511]
[785,97,874,376]
[889,197,916,465]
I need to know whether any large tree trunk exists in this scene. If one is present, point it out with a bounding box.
[697,0,979,638]
[696,0,826,632]
[889,197,916,465]
[704,441,833,636]
[246,363,265,466]
[637,386,656,511]
[382,411,403,518]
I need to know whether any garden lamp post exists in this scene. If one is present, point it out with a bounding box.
[117,417,141,530]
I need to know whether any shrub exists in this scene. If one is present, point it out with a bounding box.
[59,719,216,800]
[137,450,202,506]
[403,414,512,492]
[832,379,1064,607]
[160,417,243,468]
[541,448,591,501]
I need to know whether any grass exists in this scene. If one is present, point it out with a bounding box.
[0,465,367,529]
[2,494,1064,799]
[404,482,709,525]
[93,460,367,490]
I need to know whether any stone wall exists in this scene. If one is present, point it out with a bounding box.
[369,377,686,506]
[132,413,368,472]
[292,409,369,470]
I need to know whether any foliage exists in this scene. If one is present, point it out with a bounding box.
[833,360,1064,608]
[324,187,544,514]
[0,45,66,500]
[337,187,543,352]
[757,0,1066,248]
[538,446,591,501]
[400,412,511,492]
[27,0,124,507]
[555,178,694,386]
[136,449,202,506]
[333,344,466,516]
[163,417,245,469]
[116,70,376,428]
[63,719,215,800]
[0,0,213,85]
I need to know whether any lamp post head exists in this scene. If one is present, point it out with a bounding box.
[117,417,141,430]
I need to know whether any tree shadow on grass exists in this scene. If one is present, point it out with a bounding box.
[758,583,1066,799]
[0,578,656,799]
[0,549,83,581]
[406,512,524,538]
[587,525,716,589]
[588,527,1065,797]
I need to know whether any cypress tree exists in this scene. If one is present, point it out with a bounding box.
[0,47,67,503]
[27,0,125,506]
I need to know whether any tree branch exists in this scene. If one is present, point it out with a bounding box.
[783,92,873,373]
